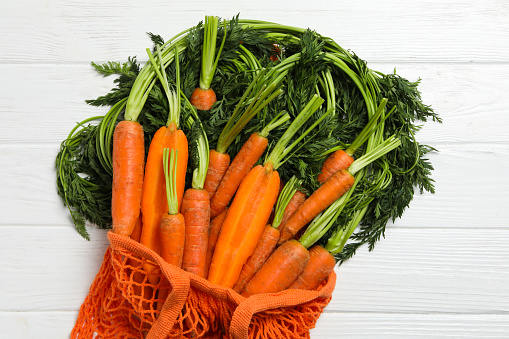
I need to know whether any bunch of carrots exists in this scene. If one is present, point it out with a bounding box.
[58,15,438,304]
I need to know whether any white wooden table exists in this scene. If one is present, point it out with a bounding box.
[1,1,508,337]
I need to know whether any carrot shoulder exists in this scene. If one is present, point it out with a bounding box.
[111,120,145,237]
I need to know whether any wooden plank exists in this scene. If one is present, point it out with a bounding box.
[1,0,508,63]
[1,143,507,228]
[1,226,507,313]
[311,313,509,338]
[1,311,508,338]
[1,63,508,145]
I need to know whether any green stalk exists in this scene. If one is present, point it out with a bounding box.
[191,120,210,190]
[258,111,290,138]
[199,16,227,90]
[146,45,181,127]
[325,205,369,255]
[348,135,401,176]
[272,176,302,229]
[163,148,179,215]
[216,69,284,153]
[265,95,331,169]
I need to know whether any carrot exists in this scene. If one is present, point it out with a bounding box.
[203,69,284,200]
[204,150,230,200]
[287,245,336,290]
[190,16,227,111]
[208,95,330,288]
[210,112,290,218]
[157,148,186,313]
[278,135,402,245]
[140,46,188,256]
[111,120,145,237]
[241,239,310,297]
[207,162,280,288]
[317,98,393,184]
[204,207,228,279]
[181,188,211,278]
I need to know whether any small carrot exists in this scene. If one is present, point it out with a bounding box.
[111,119,145,237]
[181,188,210,277]
[241,239,310,297]
[181,115,211,278]
[140,46,188,257]
[278,135,401,245]
[317,98,393,184]
[203,68,284,200]
[204,207,228,279]
[208,95,330,288]
[157,148,186,313]
[210,112,289,218]
[159,149,186,268]
[190,16,227,111]
[287,245,336,290]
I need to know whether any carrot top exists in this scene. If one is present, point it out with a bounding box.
[199,16,227,91]
[163,148,179,215]
[264,94,331,170]
[215,69,285,154]
[271,176,302,230]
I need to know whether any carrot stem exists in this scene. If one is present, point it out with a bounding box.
[163,148,179,215]
[264,94,328,169]
[348,135,401,175]
[199,16,227,90]
[325,205,369,255]
[272,176,301,229]
[258,111,290,138]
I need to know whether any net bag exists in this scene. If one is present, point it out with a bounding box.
[71,232,336,339]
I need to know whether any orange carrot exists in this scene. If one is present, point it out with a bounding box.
[207,163,280,288]
[181,188,211,278]
[160,212,186,267]
[210,133,267,217]
[233,224,279,293]
[287,245,336,290]
[204,207,228,279]
[203,150,230,200]
[157,148,186,313]
[278,169,355,245]
[210,112,289,218]
[190,88,217,111]
[317,149,354,184]
[241,239,310,297]
[111,120,145,237]
[190,16,227,111]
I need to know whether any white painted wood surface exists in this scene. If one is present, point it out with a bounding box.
[1,0,508,338]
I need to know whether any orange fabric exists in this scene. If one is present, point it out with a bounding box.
[72,232,336,339]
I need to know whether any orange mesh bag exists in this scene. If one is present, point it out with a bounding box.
[72,232,336,339]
